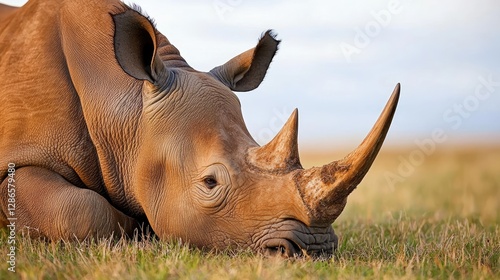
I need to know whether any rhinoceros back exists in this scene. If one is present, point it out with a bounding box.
[0,0,105,195]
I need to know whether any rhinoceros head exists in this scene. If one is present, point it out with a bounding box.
[112,10,399,257]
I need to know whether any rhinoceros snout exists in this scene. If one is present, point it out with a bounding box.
[257,220,338,258]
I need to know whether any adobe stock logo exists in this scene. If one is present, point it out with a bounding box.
[213,0,244,20]
[384,74,500,188]
[256,107,294,145]
[340,0,403,62]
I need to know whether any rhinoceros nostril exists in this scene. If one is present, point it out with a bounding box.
[264,246,284,256]
[263,239,302,257]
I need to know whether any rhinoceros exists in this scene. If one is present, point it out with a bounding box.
[0,0,399,257]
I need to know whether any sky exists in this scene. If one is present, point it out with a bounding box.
[4,0,500,149]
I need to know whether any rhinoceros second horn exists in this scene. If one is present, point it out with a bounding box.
[247,109,301,173]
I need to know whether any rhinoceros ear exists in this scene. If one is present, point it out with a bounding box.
[113,9,165,84]
[210,30,280,92]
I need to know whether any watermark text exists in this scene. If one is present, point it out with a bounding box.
[340,0,403,62]
[213,0,244,20]
[384,75,499,188]
[6,163,17,273]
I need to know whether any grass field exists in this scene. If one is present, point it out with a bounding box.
[1,146,499,279]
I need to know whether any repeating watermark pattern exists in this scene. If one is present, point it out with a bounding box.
[213,0,244,21]
[384,74,500,188]
[255,107,293,145]
[6,163,17,273]
[340,0,403,62]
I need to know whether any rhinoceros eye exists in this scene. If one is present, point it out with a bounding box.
[203,176,218,189]
[195,164,231,210]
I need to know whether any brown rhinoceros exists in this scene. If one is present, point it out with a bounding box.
[0,0,400,257]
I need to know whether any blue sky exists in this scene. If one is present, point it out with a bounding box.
[4,0,500,148]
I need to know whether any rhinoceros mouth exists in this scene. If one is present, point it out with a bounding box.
[256,219,337,258]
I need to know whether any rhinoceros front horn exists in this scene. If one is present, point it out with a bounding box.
[296,83,400,225]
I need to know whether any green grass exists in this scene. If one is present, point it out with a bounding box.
[1,146,499,279]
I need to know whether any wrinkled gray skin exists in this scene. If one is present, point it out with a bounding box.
[0,0,400,257]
